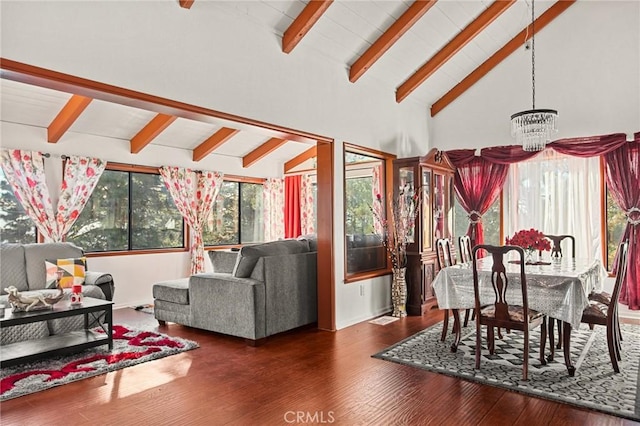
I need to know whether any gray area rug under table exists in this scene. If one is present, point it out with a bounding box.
[373,321,640,421]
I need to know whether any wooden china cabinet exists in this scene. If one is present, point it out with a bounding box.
[393,148,456,316]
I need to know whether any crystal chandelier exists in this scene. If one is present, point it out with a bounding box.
[511,0,558,152]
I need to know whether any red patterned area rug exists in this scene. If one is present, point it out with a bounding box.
[0,325,198,401]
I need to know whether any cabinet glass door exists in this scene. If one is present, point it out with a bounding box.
[421,169,431,249]
[399,167,416,243]
[433,173,445,241]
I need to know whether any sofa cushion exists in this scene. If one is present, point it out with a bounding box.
[45,257,87,288]
[232,239,310,278]
[297,234,318,252]
[24,243,84,290]
[153,278,190,305]
[0,243,28,293]
[208,250,239,274]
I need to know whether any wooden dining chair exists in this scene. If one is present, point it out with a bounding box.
[580,241,629,373]
[458,235,475,327]
[458,235,472,263]
[436,238,456,342]
[544,234,575,351]
[472,244,547,381]
[544,234,576,258]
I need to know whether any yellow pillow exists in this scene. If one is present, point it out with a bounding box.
[45,257,86,289]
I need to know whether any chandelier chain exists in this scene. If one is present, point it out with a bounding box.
[531,0,536,109]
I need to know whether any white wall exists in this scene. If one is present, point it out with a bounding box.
[430,1,640,150]
[1,1,429,325]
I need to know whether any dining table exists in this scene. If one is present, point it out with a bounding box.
[431,256,607,376]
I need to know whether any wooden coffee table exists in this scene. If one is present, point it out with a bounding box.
[0,297,113,368]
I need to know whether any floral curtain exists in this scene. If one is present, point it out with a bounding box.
[55,156,106,239]
[160,167,223,275]
[300,174,315,235]
[0,150,58,241]
[284,175,301,238]
[603,134,640,309]
[263,178,285,241]
[372,164,384,235]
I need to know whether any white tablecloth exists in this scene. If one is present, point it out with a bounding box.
[431,257,606,328]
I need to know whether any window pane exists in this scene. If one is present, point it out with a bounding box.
[240,183,264,243]
[67,169,129,252]
[453,197,500,249]
[345,154,386,275]
[606,190,625,271]
[131,172,184,250]
[0,169,36,243]
[203,181,239,245]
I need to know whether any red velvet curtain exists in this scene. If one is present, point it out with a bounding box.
[284,175,301,238]
[603,133,640,309]
[446,153,508,247]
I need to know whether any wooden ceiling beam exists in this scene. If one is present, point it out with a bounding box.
[130,113,176,154]
[47,94,92,143]
[349,0,438,83]
[179,0,194,9]
[431,0,576,116]
[396,0,516,103]
[192,127,239,162]
[243,137,287,168]
[282,0,333,54]
[284,146,317,173]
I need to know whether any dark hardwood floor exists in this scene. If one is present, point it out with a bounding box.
[2,308,638,426]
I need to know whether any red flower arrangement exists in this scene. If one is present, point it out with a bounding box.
[505,228,552,252]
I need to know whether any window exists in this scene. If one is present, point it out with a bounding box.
[67,168,184,252]
[344,147,388,278]
[0,169,37,243]
[605,189,626,271]
[203,181,264,246]
[503,151,601,260]
[453,197,500,248]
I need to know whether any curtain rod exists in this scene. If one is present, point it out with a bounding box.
[42,153,68,160]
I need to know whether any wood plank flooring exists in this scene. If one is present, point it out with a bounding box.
[1,308,638,426]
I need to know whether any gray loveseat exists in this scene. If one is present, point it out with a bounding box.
[0,242,115,345]
[153,238,317,345]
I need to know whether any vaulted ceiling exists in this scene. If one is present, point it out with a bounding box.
[0,0,574,173]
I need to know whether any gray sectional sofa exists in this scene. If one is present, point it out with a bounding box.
[0,242,115,345]
[153,238,317,345]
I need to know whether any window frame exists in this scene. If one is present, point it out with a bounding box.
[203,174,266,250]
[73,162,188,257]
[343,143,395,283]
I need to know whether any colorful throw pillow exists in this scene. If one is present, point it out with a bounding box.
[45,257,87,289]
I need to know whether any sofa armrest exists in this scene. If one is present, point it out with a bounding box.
[85,271,115,301]
[260,252,317,336]
[189,273,266,340]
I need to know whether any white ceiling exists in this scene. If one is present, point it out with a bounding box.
[0,0,559,170]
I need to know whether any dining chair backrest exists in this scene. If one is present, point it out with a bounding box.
[544,234,576,258]
[435,238,455,270]
[608,240,629,321]
[472,244,529,325]
[458,235,472,263]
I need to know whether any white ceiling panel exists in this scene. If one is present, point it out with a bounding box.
[72,100,157,141]
[152,119,222,151]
